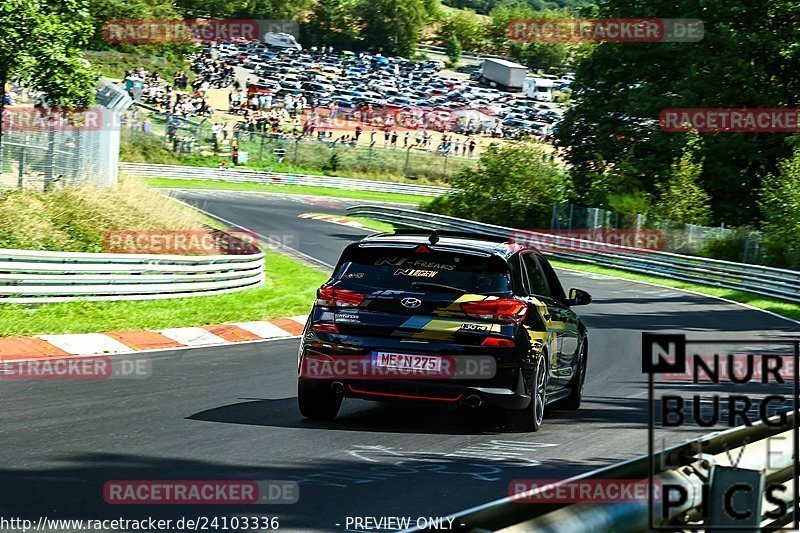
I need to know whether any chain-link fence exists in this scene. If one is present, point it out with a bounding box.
[0,79,133,191]
[551,202,763,263]
[122,104,478,183]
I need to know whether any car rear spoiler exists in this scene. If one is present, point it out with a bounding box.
[369,228,512,244]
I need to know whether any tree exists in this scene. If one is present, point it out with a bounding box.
[658,132,712,225]
[426,142,571,228]
[486,4,571,70]
[437,9,486,51]
[445,34,462,65]
[174,0,313,19]
[0,0,98,144]
[355,0,439,56]
[556,0,800,225]
[760,148,800,268]
[303,0,359,49]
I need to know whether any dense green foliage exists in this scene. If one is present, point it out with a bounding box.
[656,133,712,225]
[761,148,800,268]
[0,0,98,140]
[425,142,570,228]
[356,0,440,56]
[445,34,462,64]
[556,0,800,226]
[442,0,595,15]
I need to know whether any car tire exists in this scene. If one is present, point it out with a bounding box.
[515,354,548,432]
[554,340,587,410]
[298,380,342,421]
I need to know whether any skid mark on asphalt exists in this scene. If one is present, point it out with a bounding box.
[288,441,557,488]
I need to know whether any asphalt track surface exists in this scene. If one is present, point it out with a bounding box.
[2,190,798,532]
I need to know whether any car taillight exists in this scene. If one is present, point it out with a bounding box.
[316,284,365,307]
[481,336,516,348]
[460,298,527,323]
[312,323,340,334]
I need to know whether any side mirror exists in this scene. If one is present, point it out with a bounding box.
[568,288,592,306]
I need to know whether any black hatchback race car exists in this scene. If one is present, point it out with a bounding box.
[297,231,591,431]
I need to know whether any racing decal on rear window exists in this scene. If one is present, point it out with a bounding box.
[374,257,456,270]
[343,272,365,279]
[394,268,438,278]
[375,256,408,266]
[406,260,456,271]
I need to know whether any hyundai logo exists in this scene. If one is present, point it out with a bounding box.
[401,297,422,309]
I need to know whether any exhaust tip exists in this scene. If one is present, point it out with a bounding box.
[465,394,483,408]
[331,381,345,394]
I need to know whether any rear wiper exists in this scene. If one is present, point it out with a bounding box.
[410,282,467,293]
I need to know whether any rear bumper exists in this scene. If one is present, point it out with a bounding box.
[299,373,531,410]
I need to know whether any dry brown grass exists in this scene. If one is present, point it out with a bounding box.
[0,178,213,252]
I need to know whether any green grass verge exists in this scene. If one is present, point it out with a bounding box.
[550,258,800,321]
[348,217,395,232]
[302,213,395,233]
[143,177,434,206]
[0,252,328,336]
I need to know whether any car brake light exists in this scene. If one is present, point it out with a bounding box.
[460,298,527,323]
[312,323,340,334]
[316,284,365,307]
[481,336,515,348]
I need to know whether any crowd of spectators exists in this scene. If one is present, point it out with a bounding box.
[121,41,564,160]
[125,67,214,118]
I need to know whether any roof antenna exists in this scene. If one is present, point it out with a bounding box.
[429,230,440,245]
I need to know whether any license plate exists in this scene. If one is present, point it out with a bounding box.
[372,352,442,372]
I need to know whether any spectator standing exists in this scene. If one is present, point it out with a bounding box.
[211,123,221,152]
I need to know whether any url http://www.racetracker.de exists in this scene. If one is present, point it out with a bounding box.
[0,516,282,532]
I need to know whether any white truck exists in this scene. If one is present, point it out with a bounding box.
[480,58,527,92]
[263,32,302,51]
[523,77,555,102]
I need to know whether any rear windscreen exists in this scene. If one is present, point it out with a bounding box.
[332,247,511,294]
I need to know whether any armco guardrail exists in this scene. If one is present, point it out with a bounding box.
[346,205,800,303]
[0,247,264,303]
[409,409,797,532]
[120,162,449,197]
[418,44,516,64]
